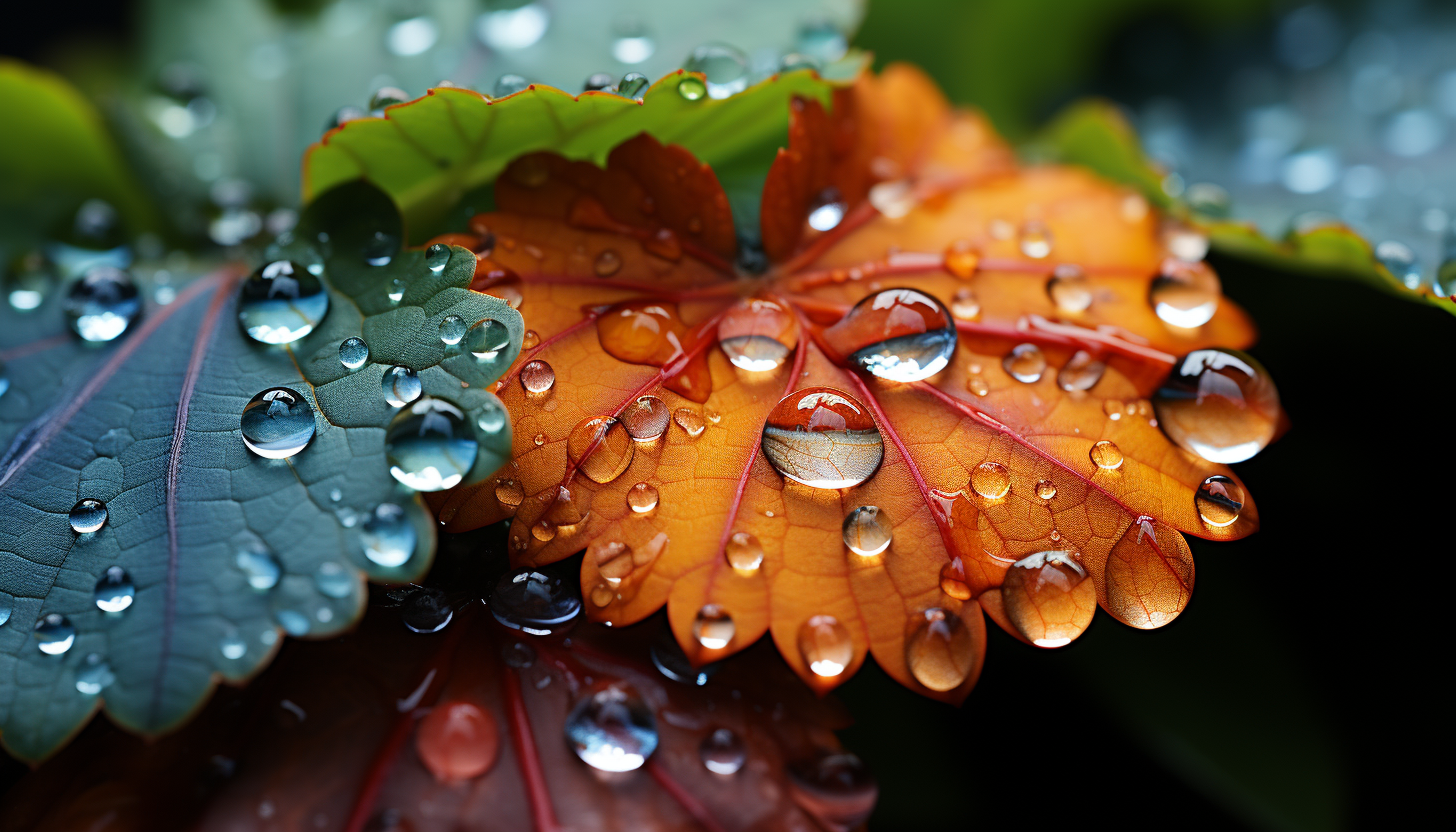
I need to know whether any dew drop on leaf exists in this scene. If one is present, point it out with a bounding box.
[1002,343,1047,383]
[1018,220,1053,259]
[626,482,659,513]
[424,242,451,274]
[807,187,847,231]
[386,278,405,303]
[68,498,107,534]
[620,395,670,441]
[673,407,706,438]
[368,86,409,111]
[494,478,525,509]
[493,74,529,97]
[1046,264,1093,313]
[361,503,417,568]
[385,397,479,492]
[34,614,75,655]
[313,562,353,599]
[699,727,746,775]
[797,614,852,678]
[1150,259,1222,328]
[650,633,714,686]
[692,605,735,650]
[339,336,369,370]
[717,297,798,371]
[725,531,763,573]
[615,71,650,98]
[401,587,454,634]
[1057,350,1106,392]
[676,75,707,101]
[939,559,973,600]
[822,288,956,382]
[521,329,540,349]
[593,249,622,276]
[565,682,658,772]
[761,387,883,489]
[905,607,974,691]
[966,374,989,396]
[93,566,134,613]
[1035,479,1057,500]
[365,230,400,267]
[220,632,246,660]
[566,416,634,484]
[1375,240,1421,290]
[75,653,115,695]
[1001,551,1094,648]
[490,569,581,635]
[1089,440,1124,470]
[438,315,466,345]
[1105,518,1194,629]
[949,287,980,321]
[519,360,555,395]
[842,506,892,556]
[416,701,499,782]
[65,266,141,342]
[238,260,329,345]
[1195,475,1246,527]
[969,461,1010,500]
[943,242,980,279]
[1153,348,1280,463]
[236,541,282,590]
[683,43,748,99]
[382,366,422,408]
[241,388,316,459]
[465,319,511,363]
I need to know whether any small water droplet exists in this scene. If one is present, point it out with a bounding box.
[464,319,511,364]
[943,242,980,279]
[533,433,547,447]
[1002,343,1046,383]
[966,374,990,396]
[415,700,499,782]
[1018,221,1053,259]
[762,387,883,489]
[939,559,972,600]
[565,682,658,771]
[796,19,847,61]
[493,74,530,97]
[822,288,956,382]
[621,395,671,441]
[700,728,746,775]
[75,653,115,695]
[438,315,467,346]
[366,230,400,268]
[1150,260,1222,328]
[313,562,354,599]
[1102,399,1124,420]
[725,531,763,573]
[1046,265,1092,313]
[1057,350,1105,392]
[868,179,916,218]
[339,336,369,369]
[842,506,891,556]
[1153,349,1280,463]
[520,360,555,395]
[94,565,134,612]
[1002,550,1093,647]
[0,593,12,628]
[627,482,659,513]
[1035,480,1057,500]
[906,607,974,691]
[401,587,454,633]
[236,540,281,590]
[362,503,417,568]
[1195,475,1245,527]
[1375,241,1422,290]
[970,461,1010,499]
[220,631,247,660]
[693,605,735,650]
[241,387,316,459]
[683,43,748,99]
[949,288,980,321]
[382,366,422,407]
[567,416,634,484]
[424,243,451,274]
[1090,440,1124,470]
[807,188,847,231]
[495,478,525,508]
[615,71,650,97]
[34,614,75,655]
[65,267,141,342]
[387,278,405,303]
[593,249,622,276]
[677,75,707,101]
[717,298,798,372]
[239,260,329,344]
[798,615,852,678]
[68,498,107,533]
[491,569,581,635]
[369,87,409,111]
[385,397,479,491]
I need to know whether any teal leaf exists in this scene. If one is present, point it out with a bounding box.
[0,181,522,761]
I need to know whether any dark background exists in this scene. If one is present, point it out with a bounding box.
[3,2,1448,830]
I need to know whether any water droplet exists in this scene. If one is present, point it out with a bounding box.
[684,43,748,99]
[691,605,735,650]
[725,531,763,573]
[949,288,980,321]
[519,360,555,395]
[821,288,956,382]
[1035,480,1057,500]
[787,751,876,830]
[621,395,670,441]
[365,231,400,267]
[615,71,650,98]
[401,587,454,633]
[1150,260,1222,328]
[0,593,12,627]
[966,374,990,396]
[382,366,422,407]
[674,407,706,438]
[241,387,316,459]
[1105,518,1193,629]
[797,615,852,677]
[438,315,467,346]
[495,478,525,508]
[34,614,75,655]
[970,461,1010,500]
[1046,265,1092,313]
[339,336,369,369]
[1162,222,1209,262]
[313,562,354,599]
[424,242,451,274]
[700,728,746,775]
[493,74,529,97]
[943,242,980,279]
[627,481,659,513]
[220,632,247,660]
[521,330,540,349]
[75,654,115,695]
[94,566,135,612]
[476,3,549,50]
[807,188,847,232]
[717,297,798,371]
[567,416,634,484]
[906,607,974,691]
[465,319,511,364]
[1002,343,1046,383]
[385,397,479,492]
[65,267,141,342]
[1153,349,1280,463]
[362,503,417,568]
[1002,551,1093,647]
[491,569,581,635]
[387,278,405,303]
[565,682,658,771]
[939,560,972,600]
[868,179,916,218]
[1375,241,1421,290]
[238,260,329,345]
[677,75,707,101]
[237,541,281,590]
[1018,221,1053,259]
[1089,440,1124,470]
[1057,350,1105,392]
[842,506,891,556]
[1195,475,1245,528]
[593,249,622,276]
[611,19,655,64]
[796,19,848,61]
[416,700,499,782]
[369,87,409,111]
[532,433,547,447]
[762,387,883,489]
[68,498,107,534]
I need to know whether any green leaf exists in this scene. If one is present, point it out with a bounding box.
[303,67,850,242]
[0,181,522,761]
[1029,98,1456,317]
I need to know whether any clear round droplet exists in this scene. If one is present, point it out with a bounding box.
[339,336,369,369]
[594,249,622,276]
[1018,220,1053,259]
[65,266,142,342]
[75,653,115,695]
[621,395,671,441]
[823,288,957,382]
[519,360,555,394]
[401,587,454,634]
[842,506,891,556]
[762,387,883,489]
[940,559,973,600]
[905,607,974,691]
[565,682,659,772]
[1002,343,1046,383]
[491,569,581,635]
[807,188,847,232]
[692,605,735,650]
[566,416,634,484]
[725,531,763,573]
[238,260,329,345]
[950,288,980,321]
[615,71,650,98]
[495,478,525,508]
[1375,240,1422,290]
[438,315,467,345]
[1195,475,1245,528]
[69,498,107,534]
[241,387,316,459]
[313,561,354,599]
[1090,440,1124,470]
[369,86,409,111]
[361,503,417,568]
[425,243,451,274]
[700,728,747,775]
[385,397,479,491]
[1046,265,1092,313]
[683,43,748,99]
[220,632,247,660]
[677,75,707,101]
[1035,479,1057,500]
[382,366,422,407]
[1002,551,1093,647]
[797,614,853,677]
[627,482,659,513]
[236,540,281,590]
[1057,350,1106,392]
[673,407,706,438]
[94,565,135,612]
[34,613,75,655]
[465,319,511,363]
[717,297,797,372]
[970,461,1010,500]
[1150,260,1222,328]
[1153,349,1280,464]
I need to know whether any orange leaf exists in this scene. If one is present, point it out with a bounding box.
[431,64,1279,702]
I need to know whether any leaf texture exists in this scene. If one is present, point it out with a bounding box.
[0,182,521,760]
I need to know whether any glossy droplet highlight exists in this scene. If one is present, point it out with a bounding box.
[593,249,622,276]
[382,366,422,408]
[1046,265,1092,313]
[966,374,989,397]
[950,288,980,321]
[822,288,957,382]
[339,336,368,369]
[241,387,316,459]
[725,531,763,573]
[519,360,555,394]
[1018,220,1053,258]
[807,188,847,231]
[424,243,451,273]
[1002,550,1094,647]
[401,587,454,634]
[1105,518,1193,629]
[1150,260,1221,328]
[465,319,511,364]
[1035,480,1057,500]
[565,682,658,772]
[386,397,479,491]
[683,43,748,99]
[627,482,659,513]
[1089,440,1124,470]
[1195,475,1245,528]
[717,297,798,372]
[438,315,467,345]
[762,387,883,489]
[1003,343,1046,383]
[34,614,75,655]
[238,260,329,345]
[970,461,1011,500]
[692,605,735,650]
[906,607,974,691]
[313,562,353,599]
[700,728,746,775]
[75,654,114,695]
[674,407,706,438]
[416,701,499,782]
[362,503,417,568]
[68,498,107,534]
[842,506,891,556]
[939,559,972,600]
[944,242,980,279]
[567,416,634,484]
[1057,350,1106,392]
[621,395,670,441]
[491,569,581,635]
[94,566,135,613]
[66,267,141,342]
[1154,349,1280,463]
[236,541,281,590]
[797,615,852,678]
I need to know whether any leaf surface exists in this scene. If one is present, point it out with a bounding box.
[0,182,521,760]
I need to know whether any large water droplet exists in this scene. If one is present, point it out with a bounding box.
[220,631,247,660]
[692,605,735,650]
[438,315,467,346]
[65,267,141,342]
[565,682,658,772]
[683,43,748,99]
[1195,475,1245,528]
[385,397,479,491]
[94,565,135,612]
[905,607,974,691]
[425,243,451,274]
[339,336,369,369]
[762,387,883,489]
[1089,440,1124,470]
[68,498,107,534]
[476,3,549,50]
[382,366,422,407]
[677,75,707,101]
[1035,480,1057,500]
[1057,350,1105,391]
[369,87,409,112]
[465,319,511,364]
[361,503,417,568]
[241,387,316,459]
[75,653,115,695]
[34,614,75,655]
[969,461,1010,500]
[700,727,746,775]
[1150,260,1222,328]
[725,531,763,573]
[519,360,555,394]
[416,700,499,782]
[1003,343,1046,383]
[797,614,852,677]
[717,298,798,371]
[401,587,454,634]
[1001,550,1094,647]
[620,395,670,441]
[491,569,581,635]
[313,562,354,599]
[949,288,980,321]
[1046,265,1092,313]
[807,188,847,232]
[493,74,529,97]
[615,71,650,98]
[1018,221,1053,259]
[567,416,634,484]
[238,260,329,345]
[1153,349,1280,463]
[842,506,891,556]
[822,288,956,382]
[236,540,281,590]
[787,751,877,831]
